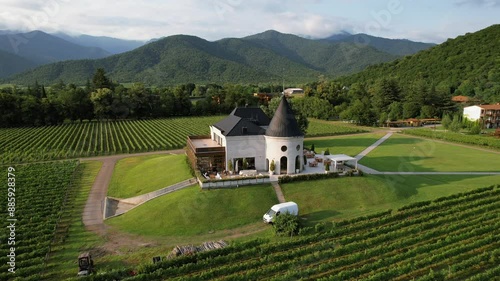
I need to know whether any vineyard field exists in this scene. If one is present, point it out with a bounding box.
[0,117,366,164]
[0,117,223,163]
[89,185,500,281]
[306,119,369,137]
[0,161,79,281]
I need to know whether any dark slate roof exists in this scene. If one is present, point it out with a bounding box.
[265,96,303,137]
[230,107,271,126]
[213,108,268,136]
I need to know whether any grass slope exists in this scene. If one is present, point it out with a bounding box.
[360,134,500,172]
[282,174,500,224]
[106,185,278,237]
[305,133,385,156]
[107,154,193,198]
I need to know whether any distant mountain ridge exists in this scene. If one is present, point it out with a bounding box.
[0,30,112,78]
[322,32,435,56]
[0,49,37,78]
[52,32,145,54]
[5,30,401,85]
[0,30,110,63]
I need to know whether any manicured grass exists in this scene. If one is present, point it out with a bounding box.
[43,161,109,280]
[304,133,385,156]
[281,174,500,224]
[108,154,193,198]
[106,185,279,237]
[360,134,500,172]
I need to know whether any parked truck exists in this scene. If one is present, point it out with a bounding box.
[263,202,298,223]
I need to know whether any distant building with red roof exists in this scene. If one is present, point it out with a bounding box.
[463,104,500,128]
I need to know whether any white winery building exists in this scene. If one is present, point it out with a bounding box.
[187,96,304,175]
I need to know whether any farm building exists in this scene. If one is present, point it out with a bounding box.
[463,104,500,128]
[187,95,304,176]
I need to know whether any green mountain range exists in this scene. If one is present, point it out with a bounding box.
[338,24,500,93]
[5,30,402,86]
[0,49,37,78]
[322,33,435,56]
[0,31,111,78]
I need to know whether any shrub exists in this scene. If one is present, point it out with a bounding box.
[270,160,275,172]
[278,172,340,184]
[273,213,302,237]
[324,148,330,155]
[469,123,481,135]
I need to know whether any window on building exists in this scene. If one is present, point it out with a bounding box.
[281,145,287,152]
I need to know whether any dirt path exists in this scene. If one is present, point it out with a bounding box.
[81,149,185,246]
[271,182,286,203]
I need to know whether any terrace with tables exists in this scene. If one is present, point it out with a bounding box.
[304,149,358,174]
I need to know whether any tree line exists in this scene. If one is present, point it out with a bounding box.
[0,69,269,127]
[2,68,497,128]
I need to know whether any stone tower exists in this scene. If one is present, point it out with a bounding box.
[265,96,304,175]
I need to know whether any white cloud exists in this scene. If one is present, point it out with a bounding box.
[455,0,500,7]
[0,0,496,43]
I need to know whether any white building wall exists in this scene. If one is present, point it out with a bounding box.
[463,106,482,121]
[265,136,304,175]
[225,135,266,171]
[210,126,227,146]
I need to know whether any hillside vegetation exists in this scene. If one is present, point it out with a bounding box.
[4,30,397,85]
[323,32,435,56]
[338,24,500,102]
[295,24,500,127]
[0,49,37,78]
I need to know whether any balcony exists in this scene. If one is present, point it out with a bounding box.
[187,136,225,156]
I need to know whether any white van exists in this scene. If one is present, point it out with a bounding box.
[263,202,299,223]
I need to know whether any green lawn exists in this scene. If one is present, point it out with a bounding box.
[360,134,500,172]
[304,133,385,156]
[108,154,193,198]
[282,174,500,224]
[106,185,279,237]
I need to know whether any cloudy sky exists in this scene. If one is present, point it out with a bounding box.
[0,0,498,43]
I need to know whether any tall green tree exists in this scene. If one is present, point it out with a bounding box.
[90,88,114,120]
[92,68,113,90]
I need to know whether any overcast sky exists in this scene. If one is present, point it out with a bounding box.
[0,0,498,43]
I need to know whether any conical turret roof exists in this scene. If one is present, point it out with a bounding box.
[265,96,303,137]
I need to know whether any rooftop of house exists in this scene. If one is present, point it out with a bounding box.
[479,104,500,110]
[212,107,269,136]
[465,104,500,110]
[451,95,470,102]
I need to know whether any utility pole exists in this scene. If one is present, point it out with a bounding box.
[282,68,285,96]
